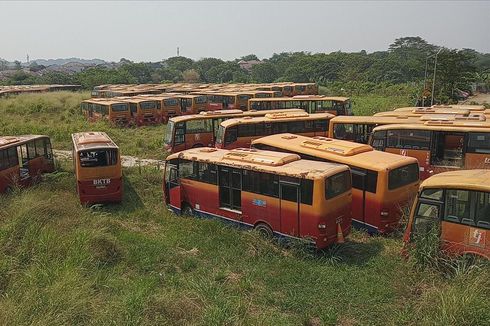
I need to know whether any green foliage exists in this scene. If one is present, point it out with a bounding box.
[251,62,278,83]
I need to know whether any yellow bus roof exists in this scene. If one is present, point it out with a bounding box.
[71,132,118,151]
[248,96,349,102]
[421,170,490,193]
[372,121,490,132]
[220,112,334,127]
[0,135,49,151]
[169,109,306,123]
[330,115,422,124]
[113,97,158,104]
[166,147,348,180]
[82,98,129,105]
[251,134,418,171]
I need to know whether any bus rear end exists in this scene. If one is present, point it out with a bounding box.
[109,103,131,126]
[74,138,122,204]
[138,100,161,125]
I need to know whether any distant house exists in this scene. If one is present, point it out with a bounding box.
[238,60,262,71]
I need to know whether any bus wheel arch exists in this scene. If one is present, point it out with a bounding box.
[254,222,273,239]
[192,143,204,148]
[181,202,194,216]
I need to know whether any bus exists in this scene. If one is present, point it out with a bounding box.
[403,169,490,259]
[191,92,251,111]
[164,109,305,153]
[137,94,183,123]
[374,107,488,118]
[178,95,208,114]
[216,112,335,150]
[81,99,131,126]
[72,132,123,204]
[248,96,352,116]
[0,135,55,193]
[369,121,490,180]
[251,134,420,234]
[394,104,486,113]
[290,83,319,96]
[163,147,352,249]
[117,97,161,126]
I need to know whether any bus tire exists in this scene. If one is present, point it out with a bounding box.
[192,143,204,148]
[182,203,194,217]
[254,223,273,239]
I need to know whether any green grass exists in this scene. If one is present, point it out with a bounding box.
[0,92,167,160]
[0,91,489,325]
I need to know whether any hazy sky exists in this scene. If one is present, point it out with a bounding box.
[1,1,489,62]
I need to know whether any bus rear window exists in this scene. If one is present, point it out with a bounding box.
[111,103,128,112]
[141,101,156,110]
[388,163,419,190]
[79,149,118,167]
[325,171,351,199]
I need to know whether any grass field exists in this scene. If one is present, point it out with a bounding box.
[0,92,489,325]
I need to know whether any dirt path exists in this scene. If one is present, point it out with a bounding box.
[54,150,165,169]
[460,93,490,105]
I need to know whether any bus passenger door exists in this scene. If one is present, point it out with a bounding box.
[279,182,300,237]
[410,199,442,242]
[17,144,30,181]
[165,164,181,210]
[351,169,366,227]
[430,132,465,174]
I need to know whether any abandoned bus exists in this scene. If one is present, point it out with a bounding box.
[137,94,183,123]
[215,112,334,149]
[72,132,122,204]
[117,97,161,126]
[404,169,490,259]
[0,135,55,193]
[370,120,490,180]
[248,96,352,116]
[164,147,352,248]
[178,95,208,114]
[81,99,131,125]
[164,109,305,153]
[252,134,419,234]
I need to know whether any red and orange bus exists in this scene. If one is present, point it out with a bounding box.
[164,147,352,248]
[81,98,132,126]
[0,135,55,193]
[251,134,420,234]
[248,96,352,116]
[178,94,208,114]
[137,94,183,123]
[116,97,161,126]
[370,121,490,180]
[404,169,490,259]
[72,132,123,204]
[164,109,305,153]
[215,112,334,149]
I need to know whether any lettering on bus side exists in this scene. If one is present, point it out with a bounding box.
[93,178,111,186]
[252,199,267,207]
[469,227,485,248]
[485,158,490,164]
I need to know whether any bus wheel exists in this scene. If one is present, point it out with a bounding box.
[254,223,273,239]
[192,144,203,148]
[182,204,194,217]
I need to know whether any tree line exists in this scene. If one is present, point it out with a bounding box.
[2,37,489,102]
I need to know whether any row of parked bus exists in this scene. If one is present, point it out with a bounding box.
[1,128,489,259]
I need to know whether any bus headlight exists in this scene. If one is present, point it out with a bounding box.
[318,223,326,229]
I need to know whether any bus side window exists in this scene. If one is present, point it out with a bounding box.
[476,192,490,229]
[225,126,238,145]
[175,123,185,145]
[371,130,386,150]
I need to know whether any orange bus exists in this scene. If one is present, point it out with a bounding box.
[248,96,352,116]
[290,83,319,96]
[0,135,55,193]
[137,94,183,123]
[251,134,420,234]
[117,97,161,126]
[215,112,334,149]
[178,94,208,114]
[164,147,352,249]
[72,132,123,204]
[164,109,305,153]
[191,92,252,111]
[81,98,132,126]
[403,169,490,260]
[370,121,490,180]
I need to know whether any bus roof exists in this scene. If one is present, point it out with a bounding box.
[330,115,422,124]
[71,132,118,151]
[251,134,417,171]
[421,170,490,193]
[220,112,334,127]
[0,135,49,151]
[114,97,157,104]
[248,96,349,102]
[82,98,129,105]
[372,121,490,132]
[167,147,348,180]
[169,109,306,123]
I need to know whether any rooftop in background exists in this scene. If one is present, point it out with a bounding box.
[0,84,81,97]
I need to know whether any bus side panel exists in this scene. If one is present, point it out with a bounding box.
[379,183,419,233]
[241,191,280,231]
[385,148,432,180]
[0,166,20,192]
[323,192,352,247]
[186,132,214,148]
[465,153,490,169]
[441,221,489,259]
[27,156,52,179]
[362,191,382,233]
[298,204,322,245]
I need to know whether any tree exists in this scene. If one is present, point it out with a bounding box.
[182,69,200,83]
[251,62,278,83]
[14,60,22,70]
[239,54,259,61]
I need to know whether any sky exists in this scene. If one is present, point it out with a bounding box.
[1,1,489,62]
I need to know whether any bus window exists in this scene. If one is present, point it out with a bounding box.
[431,132,464,167]
[186,119,212,134]
[412,202,441,237]
[476,192,490,229]
[467,133,490,154]
[388,163,419,190]
[224,126,237,146]
[79,149,117,168]
[445,189,472,224]
[326,171,351,199]
[219,166,242,211]
[387,130,431,150]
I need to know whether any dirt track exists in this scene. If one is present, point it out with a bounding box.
[54,150,165,170]
[460,93,490,105]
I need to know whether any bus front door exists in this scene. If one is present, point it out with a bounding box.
[279,182,300,237]
[165,164,181,211]
[351,169,366,228]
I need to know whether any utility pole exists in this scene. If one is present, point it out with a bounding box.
[431,48,443,106]
[421,55,429,106]
[177,47,180,57]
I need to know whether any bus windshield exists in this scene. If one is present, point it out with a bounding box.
[164,121,175,145]
[79,149,118,167]
[111,103,129,112]
[216,126,225,145]
[141,101,157,110]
